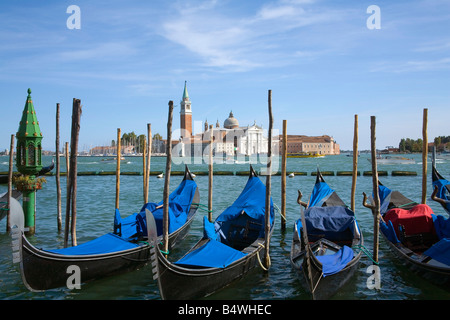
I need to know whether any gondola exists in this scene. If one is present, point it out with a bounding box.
[290,170,363,300]
[14,166,199,291]
[363,182,450,286]
[147,166,274,300]
[431,160,450,214]
[0,160,55,184]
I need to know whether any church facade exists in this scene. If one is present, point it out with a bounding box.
[178,82,272,157]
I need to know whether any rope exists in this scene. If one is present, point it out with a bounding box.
[398,201,417,208]
[192,202,213,213]
[256,243,271,271]
[352,244,379,265]
[273,203,286,221]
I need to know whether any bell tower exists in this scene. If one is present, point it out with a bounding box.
[180,81,192,138]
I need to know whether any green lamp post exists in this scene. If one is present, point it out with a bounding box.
[15,88,44,235]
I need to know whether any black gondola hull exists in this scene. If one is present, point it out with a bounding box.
[20,237,150,290]
[153,236,270,300]
[290,235,363,300]
[18,168,200,291]
[380,231,450,287]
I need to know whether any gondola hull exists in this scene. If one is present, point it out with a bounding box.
[290,170,363,300]
[20,237,150,291]
[376,183,450,288]
[149,166,275,300]
[16,167,199,291]
[290,227,363,300]
[19,201,198,291]
[153,236,271,300]
[380,227,450,286]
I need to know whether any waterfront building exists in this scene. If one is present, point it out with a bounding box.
[279,135,340,155]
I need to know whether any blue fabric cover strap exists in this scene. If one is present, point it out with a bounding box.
[175,239,247,268]
[316,245,354,277]
[47,233,139,255]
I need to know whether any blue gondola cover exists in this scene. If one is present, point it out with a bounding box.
[47,233,139,255]
[316,245,354,277]
[308,181,334,207]
[175,239,247,268]
[424,238,450,266]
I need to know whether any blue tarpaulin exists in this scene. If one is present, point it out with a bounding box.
[316,245,354,277]
[433,178,450,214]
[47,233,139,255]
[215,175,274,245]
[424,238,450,266]
[303,206,355,242]
[116,179,197,239]
[308,182,334,207]
[48,176,197,256]
[174,172,271,268]
[175,239,247,268]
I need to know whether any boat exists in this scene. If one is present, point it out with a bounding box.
[290,169,363,300]
[147,166,275,300]
[431,161,450,214]
[287,152,325,158]
[13,166,199,291]
[363,182,450,286]
[0,160,55,184]
[367,155,415,165]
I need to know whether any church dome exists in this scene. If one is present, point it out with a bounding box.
[224,111,239,129]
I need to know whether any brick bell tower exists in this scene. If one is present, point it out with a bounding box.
[180,81,192,138]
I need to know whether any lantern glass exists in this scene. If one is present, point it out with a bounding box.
[28,143,35,166]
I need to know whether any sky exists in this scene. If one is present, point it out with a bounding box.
[0,0,449,152]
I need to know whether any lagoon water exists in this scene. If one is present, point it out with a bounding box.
[1,153,449,300]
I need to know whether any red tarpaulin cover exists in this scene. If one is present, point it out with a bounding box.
[385,204,435,237]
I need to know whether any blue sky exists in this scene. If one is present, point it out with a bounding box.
[1,0,449,152]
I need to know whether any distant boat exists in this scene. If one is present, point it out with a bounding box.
[287,153,325,159]
[289,173,295,178]
[157,173,164,179]
[101,157,127,163]
[368,155,415,165]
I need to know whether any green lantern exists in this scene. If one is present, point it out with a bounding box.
[16,88,43,175]
[15,88,44,234]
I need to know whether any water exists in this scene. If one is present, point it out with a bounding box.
[0,153,449,300]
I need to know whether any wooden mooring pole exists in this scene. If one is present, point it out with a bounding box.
[208,125,214,222]
[64,99,81,247]
[6,134,14,232]
[351,115,358,212]
[281,119,287,230]
[64,142,70,247]
[144,123,152,203]
[422,108,428,204]
[264,90,273,269]
[163,101,174,257]
[370,116,380,264]
[56,103,62,232]
[116,128,121,210]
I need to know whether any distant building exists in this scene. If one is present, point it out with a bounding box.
[176,82,275,157]
[279,135,340,155]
